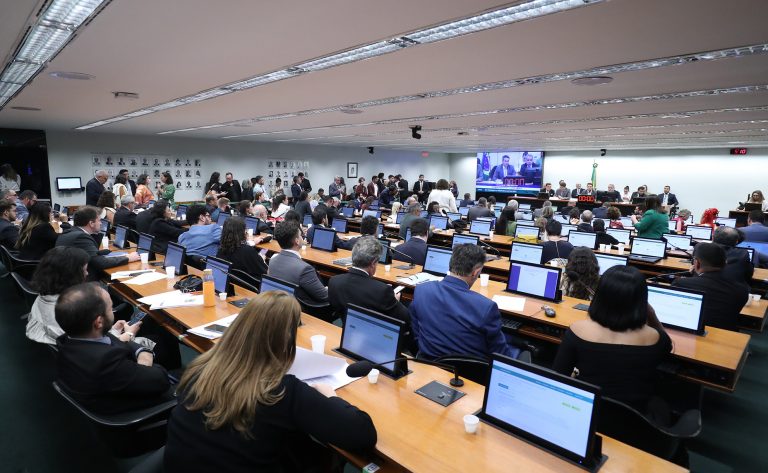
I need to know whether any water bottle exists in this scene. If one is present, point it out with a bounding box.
[203,269,215,307]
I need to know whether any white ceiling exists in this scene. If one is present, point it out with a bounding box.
[1,0,767,152]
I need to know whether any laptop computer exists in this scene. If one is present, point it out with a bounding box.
[205,256,232,295]
[505,260,562,303]
[514,225,540,241]
[560,224,577,238]
[663,234,692,252]
[420,210,429,219]
[341,207,354,218]
[446,212,462,222]
[605,228,630,245]
[136,233,156,261]
[100,218,110,234]
[469,219,493,237]
[518,203,531,210]
[554,214,570,224]
[260,274,298,295]
[331,217,348,233]
[216,212,230,226]
[376,223,384,238]
[452,233,479,249]
[478,355,603,470]
[594,253,628,276]
[311,227,338,252]
[458,207,470,217]
[647,284,706,335]
[517,211,534,221]
[113,225,129,249]
[336,304,409,379]
[567,231,597,249]
[685,225,713,241]
[715,217,737,228]
[395,212,407,224]
[244,216,261,235]
[175,204,187,219]
[516,220,536,227]
[405,245,453,285]
[619,216,633,228]
[362,209,381,219]
[509,242,544,265]
[164,241,188,275]
[737,241,768,261]
[378,238,392,265]
[628,237,666,263]
[667,220,678,232]
[429,215,449,231]
[302,214,313,226]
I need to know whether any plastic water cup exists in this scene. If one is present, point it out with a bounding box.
[140,253,149,265]
[310,335,326,353]
[385,265,391,272]
[480,274,490,287]
[488,230,495,239]
[247,228,254,238]
[219,292,227,301]
[617,243,625,255]
[301,244,307,252]
[181,214,186,221]
[368,369,380,384]
[464,414,480,434]
[101,237,109,250]
[165,266,175,279]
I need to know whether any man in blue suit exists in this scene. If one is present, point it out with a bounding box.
[408,244,521,360]
[739,210,768,242]
[392,218,428,266]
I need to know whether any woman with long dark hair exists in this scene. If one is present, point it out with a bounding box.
[205,172,224,198]
[216,217,268,281]
[271,194,290,219]
[16,202,57,260]
[495,206,517,236]
[147,200,186,253]
[158,171,176,205]
[560,247,600,300]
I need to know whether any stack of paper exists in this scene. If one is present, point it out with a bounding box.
[111,269,154,280]
[492,295,527,312]
[137,290,203,310]
[187,313,240,339]
[124,272,167,285]
[288,347,358,390]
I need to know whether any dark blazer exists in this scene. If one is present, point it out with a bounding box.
[56,227,128,275]
[85,178,105,206]
[217,244,268,281]
[127,179,137,196]
[467,206,494,222]
[458,198,474,208]
[657,193,679,206]
[220,180,242,202]
[56,333,172,415]
[328,268,410,323]
[592,206,609,219]
[0,218,20,248]
[290,183,302,201]
[720,245,754,286]
[113,207,137,230]
[576,222,594,233]
[148,218,187,254]
[571,188,584,198]
[739,223,768,243]
[594,232,619,249]
[367,181,379,197]
[300,178,312,193]
[673,271,749,331]
[136,210,155,234]
[393,238,428,266]
[17,223,58,260]
[267,251,328,303]
[294,200,312,222]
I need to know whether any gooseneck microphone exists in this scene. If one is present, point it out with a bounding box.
[346,357,465,387]
[386,246,416,268]
[647,269,694,283]
[478,238,501,260]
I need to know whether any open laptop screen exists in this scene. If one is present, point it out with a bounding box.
[362,209,381,219]
[594,253,628,276]
[164,242,186,274]
[605,228,630,244]
[378,238,391,264]
[619,216,633,228]
[100,219,110,234]
[216,212,230,226]
[459,207,470,217]
[715,217,736,228]
[330,218,348,233]
[244,216,260,234]
[560,224,577,238]
[113,225,128,249]
[505,261,561,302]
[664,234,692,251]
[647,284,705,334]
[137,233,154,256]
[685,225,713,240]
[339,305,406,377]
[567,231,596,249]
[469,219,492,236]
[175,204,187,219]
[452,234,479,249]
[302,214,313,226]
[423,245,453,276]
[514,225,540,240]
[395,212,407,224]
[630,237,666,258]
[341,207,354,218]
[205,256,231,294]
[311,227,336,252]
[509,242,543,265]
[429,215,449,231]
[446,212,461,222]
[260,275,297,295]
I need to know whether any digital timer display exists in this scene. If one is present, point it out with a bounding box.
[730,148,748,155]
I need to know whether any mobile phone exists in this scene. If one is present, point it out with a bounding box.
[206,324,228,335]
[128,312,147,326]
[260,235,273,243]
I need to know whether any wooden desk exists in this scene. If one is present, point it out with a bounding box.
[740,298,767,332]
[101,262,683,473]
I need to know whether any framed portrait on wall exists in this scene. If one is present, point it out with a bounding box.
[347,162,358,179]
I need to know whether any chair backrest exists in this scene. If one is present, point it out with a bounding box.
[228,268,260,294]
[433,354,490,385]
[10,271,39,313]
[128,446,165,473]
[185,254,207,272]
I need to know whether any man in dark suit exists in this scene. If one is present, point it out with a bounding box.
[490,155,515,181]
[344,216,380,248]
[592,202,611,219]
[268,220,329,304]
[571,183,584,198]
[576,210,595,233]
[119,169,137,196]
[113,196,138,230]
[713,226,754,285]
[306,207,351,250]
[0,198,19,248]
[56,206,140,277]
[673,243,749,331]
[293,191,312,223]
[298,172,312,193]
[739,210,768,242]
[220,172,242,202]
[290,176,303,203]
[412,175,430,204]
[518,152,540,180]
[55,283,173,414]
[85,170,108,206]
[630,186,648,201]
[329,236,409,323]
[467,197,494,221]
[393,218,429,266]
[657,185,679,208]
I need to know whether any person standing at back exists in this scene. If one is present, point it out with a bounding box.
[631,197,668,239]
[426,179,457,213]
[298,172,312,193]
[220,172,242,202]
[86,170,108,207]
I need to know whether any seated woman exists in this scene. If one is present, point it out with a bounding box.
[216,217,268,282]
[747,190,768,211]
[560,247,599,300]
[270,194,290,219]
[147,200,187,254]
[495,206,517,236]
[553,265,672,410]
[606,205,624,229]
[97,190,117,225]
[541,220,574,265]
[164,292,377,471]
[670,208,692,233]
[16,202,58,260]
[699,208,719,229]
[592,219,619,248]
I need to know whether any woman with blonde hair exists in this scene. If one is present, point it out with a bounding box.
[164,292,377,471]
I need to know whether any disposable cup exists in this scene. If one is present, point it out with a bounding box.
[480,274,490,287]
[310,335,326,353]
[368,369,380,384]
[385,265,391,272]
[464,414,480,434]
[617,243,625,255]
[165,266,175,279]
[140,253,149,264]
[219,292,227,301]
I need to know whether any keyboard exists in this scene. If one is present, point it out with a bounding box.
[627,254,662,263]
[332,257,353,266]
[501,318,522,330]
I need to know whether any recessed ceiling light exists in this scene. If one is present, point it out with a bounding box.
[48,71,94,80]
[10,106,41,111]
[571,76,613,86]
[339,108,363,115]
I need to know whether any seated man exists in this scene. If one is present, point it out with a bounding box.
[577,210,595,233]
[178,204,222,257]
[739,209,768,242]
[268,220,329,304]
[56,206,140,278]
[210,197,230,222]
[306,207,351,250]
[16,190,37,221]
[712,226,753,285]
[458,193,474,208]
[113,195,138,230]
[398,203,422,240]
[328,236,409,323]
[55,282,173,414]
[345,215,381,248]
[0,198,20,248]
[592,201,611,219]
[672,243,749,331]
[393,218,429,266]
[409,244,520,360]
[252,204,273,234]
[467,197,494,221]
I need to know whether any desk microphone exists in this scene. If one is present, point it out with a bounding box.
[346,358,465,387]
[478,238,501,260]
[661,237,693,259]
[647,269,693,283]
[386,246,415,268]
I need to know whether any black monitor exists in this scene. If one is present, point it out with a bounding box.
[509,242,544,265]
[216,212,231,226]
[53,203,60,212]
[378,238,392,264]
[164,242,188,276]
[331,217,348,233]
[744,202,762,212]
[260,274,297,295]
[244,216,261,235]
[205,256,232,295]
[113,225,129,249]
[137,233,156,261]
[429,215,449,231]
[647,283,706,335]
[311,227,337,252]
[422,245,453,276]
[56,177,82,191]
[505,260,562,303]
[452,233,479,249]
[337,304,408,379]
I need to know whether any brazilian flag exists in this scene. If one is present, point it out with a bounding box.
[590,162,598,188]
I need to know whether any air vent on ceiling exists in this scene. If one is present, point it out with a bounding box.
[49,71,94,80]
[113,91,139,99]
[10,106,41,111]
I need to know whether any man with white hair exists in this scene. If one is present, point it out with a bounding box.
[86,170,108,206]
[252,204,273,234]
[328,176,343,199]
[114,196,137,230]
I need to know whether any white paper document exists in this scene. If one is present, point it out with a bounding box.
[288,347,358,390]
[137,290,203,310]
[398,272,443,285]
[111,269,155,280]
[187,313,240,339]
[124,271,167,285]
[492,295,527,312]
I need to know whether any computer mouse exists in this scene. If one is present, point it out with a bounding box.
[542,305,556,318]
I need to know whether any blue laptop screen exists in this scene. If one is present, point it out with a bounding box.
[470,219,492,236]
[331,218,348,233]
[341,207,354,218]
[302,214,313,226]
[362,209,381,219]
[244,216,260,233]
[164,243,184,271]
[341,307,401,373]
[429,215,448,230]
[205,258,230,294]
[423,246,452,276]
[137,234,153,255]
[507,262,560,300]
[114,226,127,249]
[216,212,230,226]
[311,227,336,251]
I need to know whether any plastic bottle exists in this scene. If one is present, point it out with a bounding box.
[203,269,215,307]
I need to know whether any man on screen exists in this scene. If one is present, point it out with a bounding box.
[491,155,515,181]
[518,152,540,180]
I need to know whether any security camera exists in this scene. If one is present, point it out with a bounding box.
[367,147,374,154]
[410,125,422,140]
[600,149,606,156]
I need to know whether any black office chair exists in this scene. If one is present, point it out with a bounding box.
[296,297,335,323]
[185,254,207,272]
[433,354,490,385]
[128,446,165,473]
[52,381,176,457]
[596,397,701,467]
[228,269,261,294]
[10,271,39,319]
[0,244,39,274]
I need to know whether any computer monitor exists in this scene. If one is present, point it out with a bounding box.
[378,238,392,264]
[744,202,763,212]
[567,231,597,249]
[376,223,384,238]
[164,241,188,275]
[422,245,453,276]
[113,225,128,249]
[647,284,706,334]
[311,227,337,252]
[458,207,470,217]
[594,253,628,276]
[664,234,692,251]
[619,216,633,228]
[429,215,449,231]
[715,217,737,228]
[216,212,230,226]
[395,212,407,224]
[630,237,666,258]
[477,216,496,226]
[605,228,630,245]
[509,242,544,265]
[560,224,577,237]
[516,220,536,227]
[519,203,531,210]
[330,218,348,233]
[505,261,562,302]
[469,219,492,236]
[479,355,602,469]
[260,274,297,295]
[446,212,461,222]
[137,233,155,260]
[205,256,232,295]
[337,305,408,379]
[744,247,756,264]
[341,207,354,218]
[554,214,570,224]
[517,211,534,221]
[175,204,187,219]
[244,216,261,234]
[452,234,479,249]
[362,209,381,219]
[100,218,110,234]
[685,225,713,240]
[737,241,768,260]
[420,210,429,219]
[514,225,540,241]
[302,214,313,226]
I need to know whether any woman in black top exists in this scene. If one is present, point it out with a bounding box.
[216,217,268,281]
[541,220,573,265]
[204,172,224,198]
[495,206,516,236]
[147,201,186,254]
[16,202,57,260]
[164,292,377,472]
[553,266,672,409]
[592,218,619,249]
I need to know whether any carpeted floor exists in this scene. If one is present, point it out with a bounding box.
[0,274,764,472]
